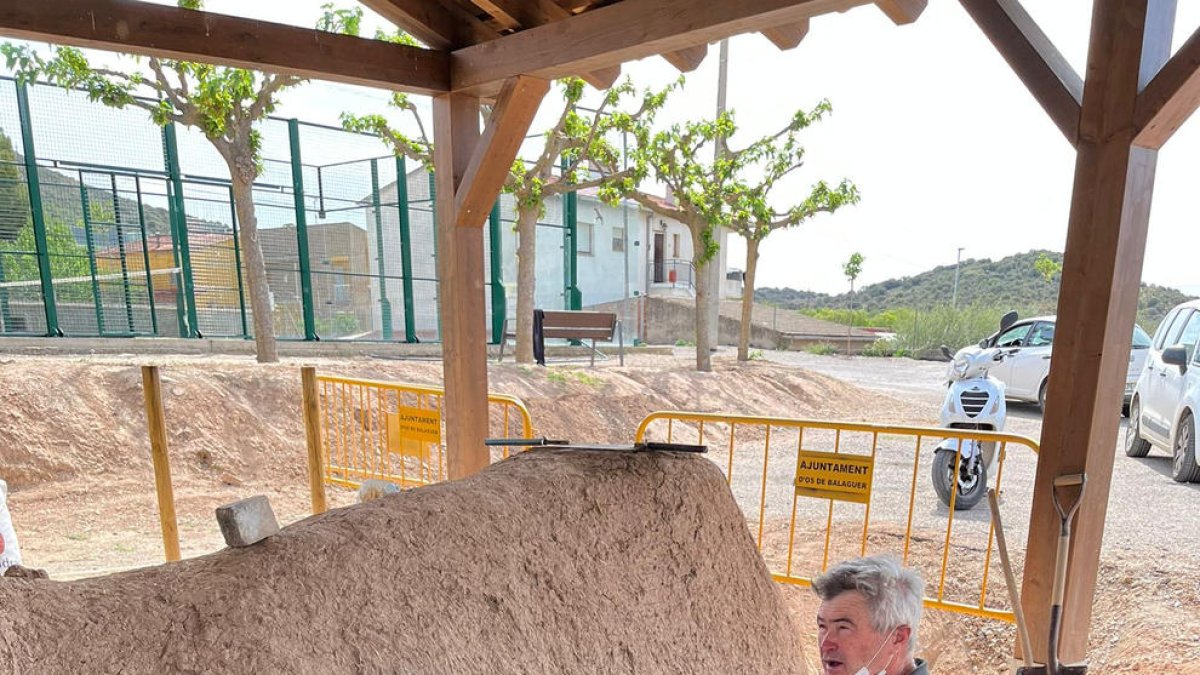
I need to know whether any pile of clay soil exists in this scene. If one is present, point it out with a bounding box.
[0,449,809,674]
[0,353,930,492]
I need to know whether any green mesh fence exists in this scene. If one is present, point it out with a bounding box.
[0,76,585,344]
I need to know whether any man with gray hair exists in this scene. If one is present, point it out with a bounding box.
[813,555,928,675]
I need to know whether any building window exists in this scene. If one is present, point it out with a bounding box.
[612,227,625,252]
[578,222,594,256]
[672,233,681,258]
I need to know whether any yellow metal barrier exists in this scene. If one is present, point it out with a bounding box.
[635,411,1041,623]
[306,372,534,506]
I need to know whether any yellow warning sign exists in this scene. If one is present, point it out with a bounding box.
[794,450,874,504]
[387,406,442,456]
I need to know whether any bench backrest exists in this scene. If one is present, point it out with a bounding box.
[541,310,617,341]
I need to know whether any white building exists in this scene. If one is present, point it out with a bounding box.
[366,169,738,340]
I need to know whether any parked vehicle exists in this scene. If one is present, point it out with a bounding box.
[1125,299,1200,482]
[981,315,1151,415]
[932,311,1017,510]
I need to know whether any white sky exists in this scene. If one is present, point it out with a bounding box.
[11,1,1200,295]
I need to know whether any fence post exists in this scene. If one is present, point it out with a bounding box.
[561,157,581,310]
[301,366,328,514]
[428,170,441,340]
[287,120,317,341]
[77,178,106,335]
[132,176,159,335]
[109,173,135,333]
[371,158,392,340]
[227,186,250,338]
[15,81,59,336]
[396,156,417,343]
[488,202,505,344]
[162,123,199,337]
[141,365,181,562]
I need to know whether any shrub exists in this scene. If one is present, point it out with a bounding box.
[806,342,838,356]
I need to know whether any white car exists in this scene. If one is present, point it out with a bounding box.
[1126,299,1200,482]
[982,315,1150,414]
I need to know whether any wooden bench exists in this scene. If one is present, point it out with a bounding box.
[498,310,624,367]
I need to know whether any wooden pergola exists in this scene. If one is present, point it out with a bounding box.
[4,0,1199,665]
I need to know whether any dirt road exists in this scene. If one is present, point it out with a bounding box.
[760,350,1200,558]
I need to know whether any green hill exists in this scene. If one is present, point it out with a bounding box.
[756,250,1193,333]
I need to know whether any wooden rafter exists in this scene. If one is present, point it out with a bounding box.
[465,0,623,89]
[761,20,810,50]
[455,75,550,227]
[358,0,495,49]
[959,0,1084,145]
[874,0,927,25]
[0,0,449,93]
[660,45,709,73]
[450,0,873,92]
[1134,24,1200,149]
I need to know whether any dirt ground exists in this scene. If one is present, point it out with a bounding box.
[1,348,1198,671]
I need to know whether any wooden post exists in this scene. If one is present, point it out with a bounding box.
[1021,0,1175,663]
[432,77,548,480]
[433,92,490,480]
[301,366,328,514]
[141,365,181,562]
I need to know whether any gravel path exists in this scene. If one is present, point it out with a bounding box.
[757,350,1200,557]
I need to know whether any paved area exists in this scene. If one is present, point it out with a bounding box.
[757,350,1198,557]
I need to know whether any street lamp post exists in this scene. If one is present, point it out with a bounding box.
[952,247,965,309]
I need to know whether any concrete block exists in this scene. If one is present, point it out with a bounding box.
[215,495,279,548]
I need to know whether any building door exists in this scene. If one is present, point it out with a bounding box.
[653,232,665,283]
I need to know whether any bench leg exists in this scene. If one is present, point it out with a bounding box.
[590,339,596,368]
[617,320,624,367]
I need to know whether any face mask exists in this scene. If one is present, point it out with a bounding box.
[850,627,897,675]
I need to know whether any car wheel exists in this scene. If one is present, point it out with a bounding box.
[1037,380,1048,415]
[1125,398,1151,458]
[1171,412,1200,483]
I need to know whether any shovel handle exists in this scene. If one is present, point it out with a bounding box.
[988,489,1035,668]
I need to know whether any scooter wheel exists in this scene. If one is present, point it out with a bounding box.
[932,450,988,510]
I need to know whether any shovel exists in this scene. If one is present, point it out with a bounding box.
[1016,473,1088,675]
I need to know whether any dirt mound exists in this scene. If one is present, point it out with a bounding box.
[0,355,926,491]
[0,449,809,674]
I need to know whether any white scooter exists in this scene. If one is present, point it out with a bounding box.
[932,311,1018,510]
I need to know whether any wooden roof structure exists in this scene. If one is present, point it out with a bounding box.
[3,0,1200,667]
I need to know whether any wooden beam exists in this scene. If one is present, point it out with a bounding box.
[580,66,621,90]
[433,91,491,480]
[0,0,449,94]
[451,0,873,92]
[456,76,550,227]
[468,0,624,89]
[960,0,1084,145]
[661,44,709,73]
[1134,24,1200,149]
[874,0,927,25]
[1021,0,1175,664]
[761,20,810,50]
[358,0,495,49]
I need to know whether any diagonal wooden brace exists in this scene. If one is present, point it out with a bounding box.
[454,75,550,228]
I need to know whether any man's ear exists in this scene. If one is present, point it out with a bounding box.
[891,625,911,651]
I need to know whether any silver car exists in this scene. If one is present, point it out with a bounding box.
[982,315,1151,414]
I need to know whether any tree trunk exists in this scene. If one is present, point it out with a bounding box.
[691,225,712,372]
[228,167,278,363]
[737,236,759,362]
[514,206,539,364]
